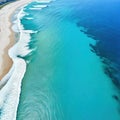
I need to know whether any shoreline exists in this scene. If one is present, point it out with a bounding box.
[0,0,33,80]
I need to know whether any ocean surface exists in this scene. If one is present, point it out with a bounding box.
[1,0,120,120]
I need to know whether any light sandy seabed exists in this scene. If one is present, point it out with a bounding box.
[0,0,33,80]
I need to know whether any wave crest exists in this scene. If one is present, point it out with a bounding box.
[0,0,51,119]
[0,6,32,120]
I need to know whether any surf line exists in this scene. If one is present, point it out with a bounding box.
[0,0,52,119]
[0,5,32,120]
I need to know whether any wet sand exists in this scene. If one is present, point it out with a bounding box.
[0,0,33,80]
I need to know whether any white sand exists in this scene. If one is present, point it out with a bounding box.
[0,0,33,80]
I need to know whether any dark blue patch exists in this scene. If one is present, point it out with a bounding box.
[75,0,120,88]
[0,0,16,5]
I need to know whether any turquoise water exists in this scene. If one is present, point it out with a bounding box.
[15,0,120,120]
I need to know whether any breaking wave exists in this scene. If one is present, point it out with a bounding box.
[0,5,34,120]
[0,0,51,120]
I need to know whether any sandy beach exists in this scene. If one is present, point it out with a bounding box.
[0,0,33,80]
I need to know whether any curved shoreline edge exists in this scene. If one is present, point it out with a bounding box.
[0,0,33,119]
[0,0,33,80]
[0,1,52,119]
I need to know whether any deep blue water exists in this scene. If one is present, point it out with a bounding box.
[75,0,120,87]
[0,0,16,5]
[16,0,120,119]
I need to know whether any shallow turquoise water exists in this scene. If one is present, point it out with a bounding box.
[16,0,120,120]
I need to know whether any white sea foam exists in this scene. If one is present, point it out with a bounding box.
[29,4,48,10]
[12,10,27,33]
[33,5,48,8]
[0,58,26,120]
[0,6,32,120]
[35,0,51,3]
[29,7,42,10]
[0,1,51,119]
[25,17,34,20]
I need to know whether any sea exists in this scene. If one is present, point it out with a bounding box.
[0,0,120,120]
